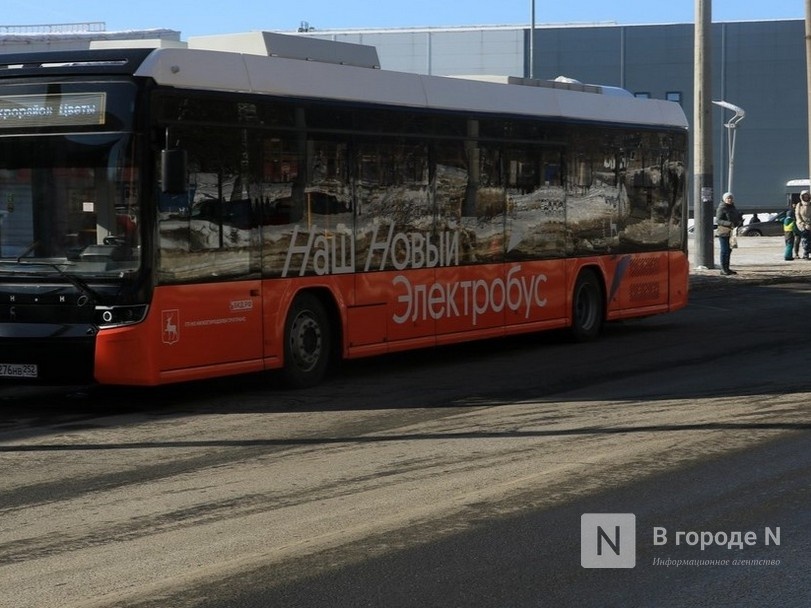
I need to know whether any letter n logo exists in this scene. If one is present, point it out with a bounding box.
[581,513,636,568]
[162,309,180,345]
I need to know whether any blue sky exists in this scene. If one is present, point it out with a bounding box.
[4,1,805,38]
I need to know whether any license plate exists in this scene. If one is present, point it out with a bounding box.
[0,363,38,378]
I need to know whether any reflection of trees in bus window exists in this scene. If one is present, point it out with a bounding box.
[157,124,256,283]
[504,147,567,261]
[257,133,302,227]
[186,127,248,250]
[354,141,429,272]
[567,130,623,255]
[262,137,299,182]
[357,142,427,187]
[434,140,507,265]
[562,129,687,254]
[257,135,352,225]
[255,131,354,277]
[302,139,351,224]
[356,141,428,212]
[476,145,508,249]
[433,141,468,221]
[434,140,484,264]
[505,149,540,192]
[307,140,348,190]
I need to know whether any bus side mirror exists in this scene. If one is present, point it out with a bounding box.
[161,149,188,194]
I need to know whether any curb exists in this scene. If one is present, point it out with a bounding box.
[689,266,810,290]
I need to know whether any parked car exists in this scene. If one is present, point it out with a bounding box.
[687,219,716,233]
[738,210,788,237]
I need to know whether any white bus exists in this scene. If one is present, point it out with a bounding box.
[0,33,689,387]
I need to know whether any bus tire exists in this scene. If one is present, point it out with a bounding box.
[282,292,331,389]
[570,270,604,342]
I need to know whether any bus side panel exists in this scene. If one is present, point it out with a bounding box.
[95,321,160,385]
[500,260,568,329]
[432,264,504,335]
[152,281,264,374]
[668,250,689,311]
[346,304,389,349]
[356,269,437,345]
[349,272,394,348]
[603,251,671,320]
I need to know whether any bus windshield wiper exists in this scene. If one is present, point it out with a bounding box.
[15,241,40,261]
[13,259,107,305]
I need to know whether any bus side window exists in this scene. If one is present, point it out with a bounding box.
[355,140,429,272]
[157,125,255,283]
[161,149,187,195]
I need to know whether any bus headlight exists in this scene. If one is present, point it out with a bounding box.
[95,305,148,327]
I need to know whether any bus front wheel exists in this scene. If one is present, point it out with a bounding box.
[571,270,604,342]
[282,292,331,388]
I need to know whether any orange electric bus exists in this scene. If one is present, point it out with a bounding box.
[0,35,689,387]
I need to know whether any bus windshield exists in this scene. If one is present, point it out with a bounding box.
[0,133,140,276]
[0,85,140,277]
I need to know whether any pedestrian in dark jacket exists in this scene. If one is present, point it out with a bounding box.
[716,192,743,275]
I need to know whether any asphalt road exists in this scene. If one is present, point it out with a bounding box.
[0,270,809,608]
[192,434,810,608]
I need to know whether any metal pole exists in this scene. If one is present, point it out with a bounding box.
[693,0,714,269]
[805,0,811,184]
[529,0,536,79]
[727,126,735,193]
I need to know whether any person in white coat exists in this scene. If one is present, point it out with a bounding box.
[795,190,811,259]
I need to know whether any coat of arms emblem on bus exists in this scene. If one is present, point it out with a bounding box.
[162,309,180,345]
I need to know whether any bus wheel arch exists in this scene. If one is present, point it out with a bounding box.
[570,268,605,342]
[281,289,339,389]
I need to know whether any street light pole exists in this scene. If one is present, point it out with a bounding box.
[712,100,745,193]
[805,0,811,185]
[529,0,536,79]
[693,0,714,269]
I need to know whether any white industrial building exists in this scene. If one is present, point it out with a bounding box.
[1,19,806,208]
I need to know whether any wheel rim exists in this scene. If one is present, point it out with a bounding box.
[289,311,322,372]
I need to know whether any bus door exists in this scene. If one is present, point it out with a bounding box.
[154,159,264,375]
[430,139,507,337]
[352,223,437,348]
[351,141,437,348]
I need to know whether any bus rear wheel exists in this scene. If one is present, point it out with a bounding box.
[571,270,604,342]
[282,292,331,388]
